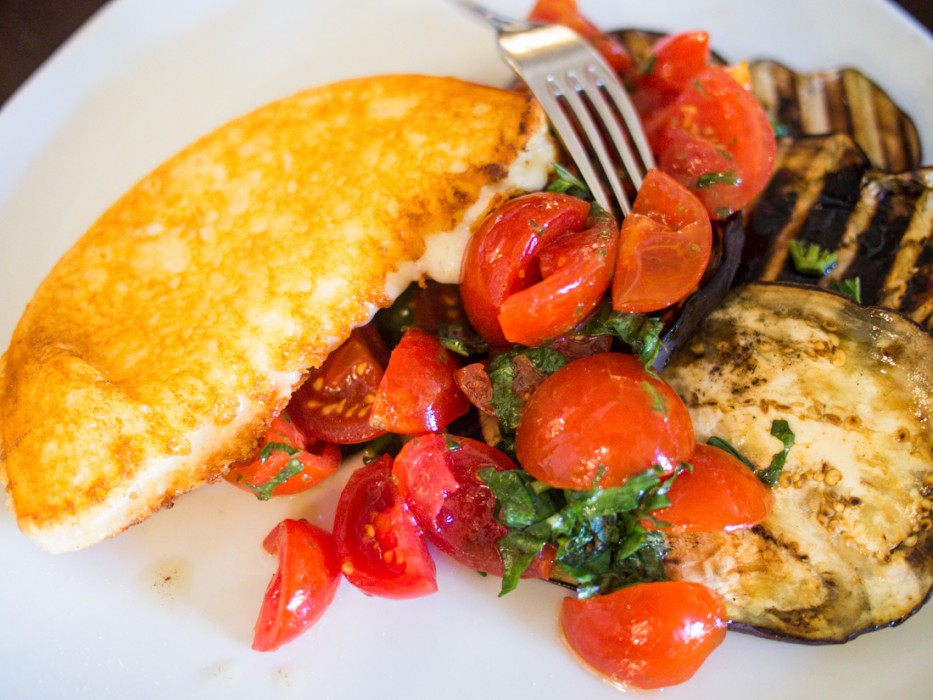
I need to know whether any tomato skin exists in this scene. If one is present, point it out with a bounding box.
[392,433,553,579]
[333,455,438,599]
[460,193,590,347]
[628,31,710,115]
[252,519,341,652]
[288,326,388,444]
[647,65,777,219]
[611,168,712,313]
[498,205,618,346]
[224,413,340,498]
[515,353,695,490]
[652,444,773,533]
[369,327,470,434]
[561,581,727,690]
[528,0,632,73]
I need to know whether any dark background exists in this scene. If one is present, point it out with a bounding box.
[1,0,930,107]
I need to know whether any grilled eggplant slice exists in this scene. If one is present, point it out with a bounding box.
[741,134,933,328]
[662,282,933,643]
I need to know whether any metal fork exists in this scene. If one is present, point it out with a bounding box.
[454,0,655,216]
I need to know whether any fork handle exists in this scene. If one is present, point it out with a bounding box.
[452,0,537,34]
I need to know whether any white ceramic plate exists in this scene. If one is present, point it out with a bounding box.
[1,1,931,699]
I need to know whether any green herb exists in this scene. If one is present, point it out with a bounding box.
[480,464,683,597]
[243,442,305,500]
[831,277,862,304]
[788,240,838,276]
[770,118,791,138]
[546,163,592,200]
[359,433,403,463]
[762,419,795,486]
[641,381,668,416]
[582,300,664,369]
[438,333,489,357]
[487,347,567,452]
[708,418,795,486]
[696,170,739,188]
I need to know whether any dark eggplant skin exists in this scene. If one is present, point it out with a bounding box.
[662,282,933,643]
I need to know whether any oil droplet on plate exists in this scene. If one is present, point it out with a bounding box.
[140,556,191,605]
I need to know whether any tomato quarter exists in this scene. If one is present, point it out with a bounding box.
[392,433,552,579]
[611,168,712,314]
[224,412,340,499]
[515,352,695,490]
[333,455,437,599]
[369,327,470,434]
[252,519,341,652]
[651,443,773,532]
[288,326,388,444]
[628,31,710,115]
[561,581,727,690]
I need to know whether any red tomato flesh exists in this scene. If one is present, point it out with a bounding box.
[460,192,591,347]
[628,31,710,116]
[647,65,777,219]
[515,352,695,490]
[288,326,388,444]
[333,455,437,599]
[498,205,618,346]
[252,519,341,652]
[652,443,773,533]
[369,327,470,434]
[392,433,553,579]
[561,581,727,690]
[224,412,340,499]
[611,168,712,314]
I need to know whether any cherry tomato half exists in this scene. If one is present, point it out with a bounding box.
[561,581,727,690]
[252,519,341,652]
[611,168,712,314]
[392,433,553,579]
[528,0,632,73]
[224,412,341,499]
[515,352,695,490]
[333,455,437,599]
[288,326,388,444]
[461,193,616,347]
[651,443,773,533]
[369,327,470,434]
[647,65,777,219]
[498,205,618,346]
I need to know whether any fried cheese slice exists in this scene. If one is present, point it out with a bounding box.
[0,74,555,552]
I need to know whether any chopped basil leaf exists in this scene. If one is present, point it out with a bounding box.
[359,432,403,463]
[639,53,657,75]
[831,277,862,304]
[481,464,684,597]
[788,240,838,276]
[546,163,592,200]
[582,301,664,369]
[245,442,304,501]
[487,347,567,453]
[708,419,795,487]
[770,118,791,138]
[696,170,739,188]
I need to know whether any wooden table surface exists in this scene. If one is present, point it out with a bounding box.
[1,0,930,108]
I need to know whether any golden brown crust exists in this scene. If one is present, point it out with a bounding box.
[0,74,553,552]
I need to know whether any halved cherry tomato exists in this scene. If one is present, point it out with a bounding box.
[461,193,616,347]
[252,519,341,652]
[561,581,727,690]
[498,205,618,346]
[628,31,710,116]
[288,326,388,444]
[515,352,695,490]
[611,168,712,313]
[461,192,589,346]
[528,0,632,73]
[392,433,553,579]
[369,327,470,434]
[651,444,772,533]
[224,412,340,499]
[333,455,437,599]
[646,65,777,219]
